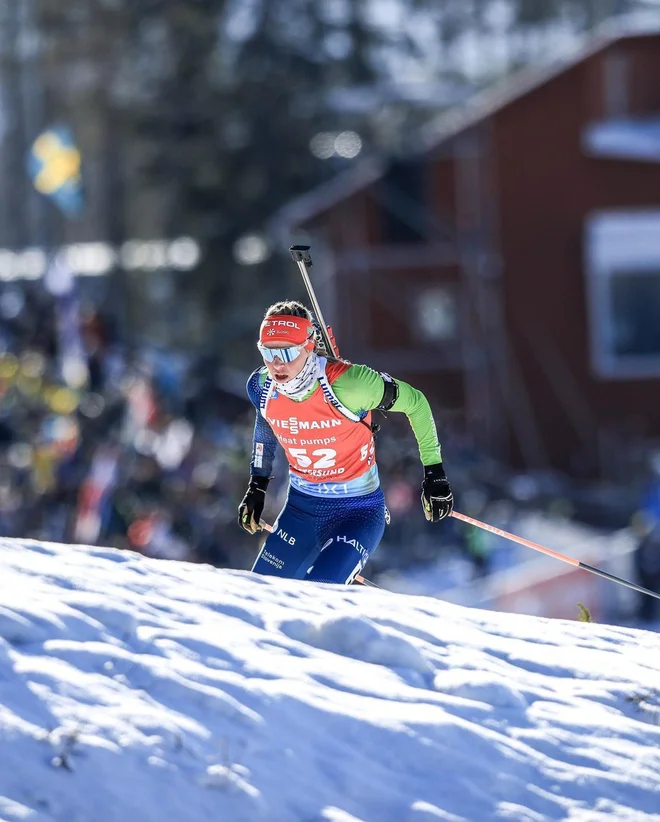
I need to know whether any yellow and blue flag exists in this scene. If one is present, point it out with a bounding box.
[27,125,84,217]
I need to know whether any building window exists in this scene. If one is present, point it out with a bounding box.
[412,286,458,343]
[379,160,430,244]
[609,271,660,357]
[585,211,660,378]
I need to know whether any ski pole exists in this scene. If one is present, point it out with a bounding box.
[289,245,337,357]
[259,521,376,587]
[451,510,660,601]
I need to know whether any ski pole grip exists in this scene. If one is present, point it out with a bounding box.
[290,245,313,266]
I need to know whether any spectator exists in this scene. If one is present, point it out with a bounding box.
[633,524,660,623]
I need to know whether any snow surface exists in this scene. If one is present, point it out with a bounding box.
[1,538,660,822]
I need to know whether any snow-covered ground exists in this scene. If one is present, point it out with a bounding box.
[2,538,660,822]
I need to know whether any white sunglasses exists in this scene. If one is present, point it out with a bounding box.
[257,343,305,363]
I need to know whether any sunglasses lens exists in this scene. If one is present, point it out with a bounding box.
[281,345,301,363]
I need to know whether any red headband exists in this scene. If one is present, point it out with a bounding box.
[259,315,314,347]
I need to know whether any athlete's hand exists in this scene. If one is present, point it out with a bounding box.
[238,475,269,534]
[421,463,454,522]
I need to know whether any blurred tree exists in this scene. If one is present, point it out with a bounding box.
[116,0,405,359]
[5,0,651,357]
[411,0,648,80]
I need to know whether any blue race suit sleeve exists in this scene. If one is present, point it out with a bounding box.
[246,368,278,478]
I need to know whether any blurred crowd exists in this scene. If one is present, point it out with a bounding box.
[1,282,485,578]
[631,454,660,623]
[0,283,260,571]
[0,278,503,586]
[2,280,659,620]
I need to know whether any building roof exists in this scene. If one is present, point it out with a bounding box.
[272,20,660,234]
[419,18,660,154]
[269,156,385,242]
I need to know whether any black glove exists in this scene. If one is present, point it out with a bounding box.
[421,463,454,522]
[238,475,269,534]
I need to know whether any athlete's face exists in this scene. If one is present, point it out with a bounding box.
[263,345,311,383]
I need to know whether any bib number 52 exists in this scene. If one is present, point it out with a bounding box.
[288,447,336,469]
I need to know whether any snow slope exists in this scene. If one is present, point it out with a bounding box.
[1,538,659,822]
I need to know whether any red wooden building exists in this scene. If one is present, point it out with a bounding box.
[274,26,660,481]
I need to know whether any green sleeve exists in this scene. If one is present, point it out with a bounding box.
[332,364,442,466]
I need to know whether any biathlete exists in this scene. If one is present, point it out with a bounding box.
[238,300,454,584]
